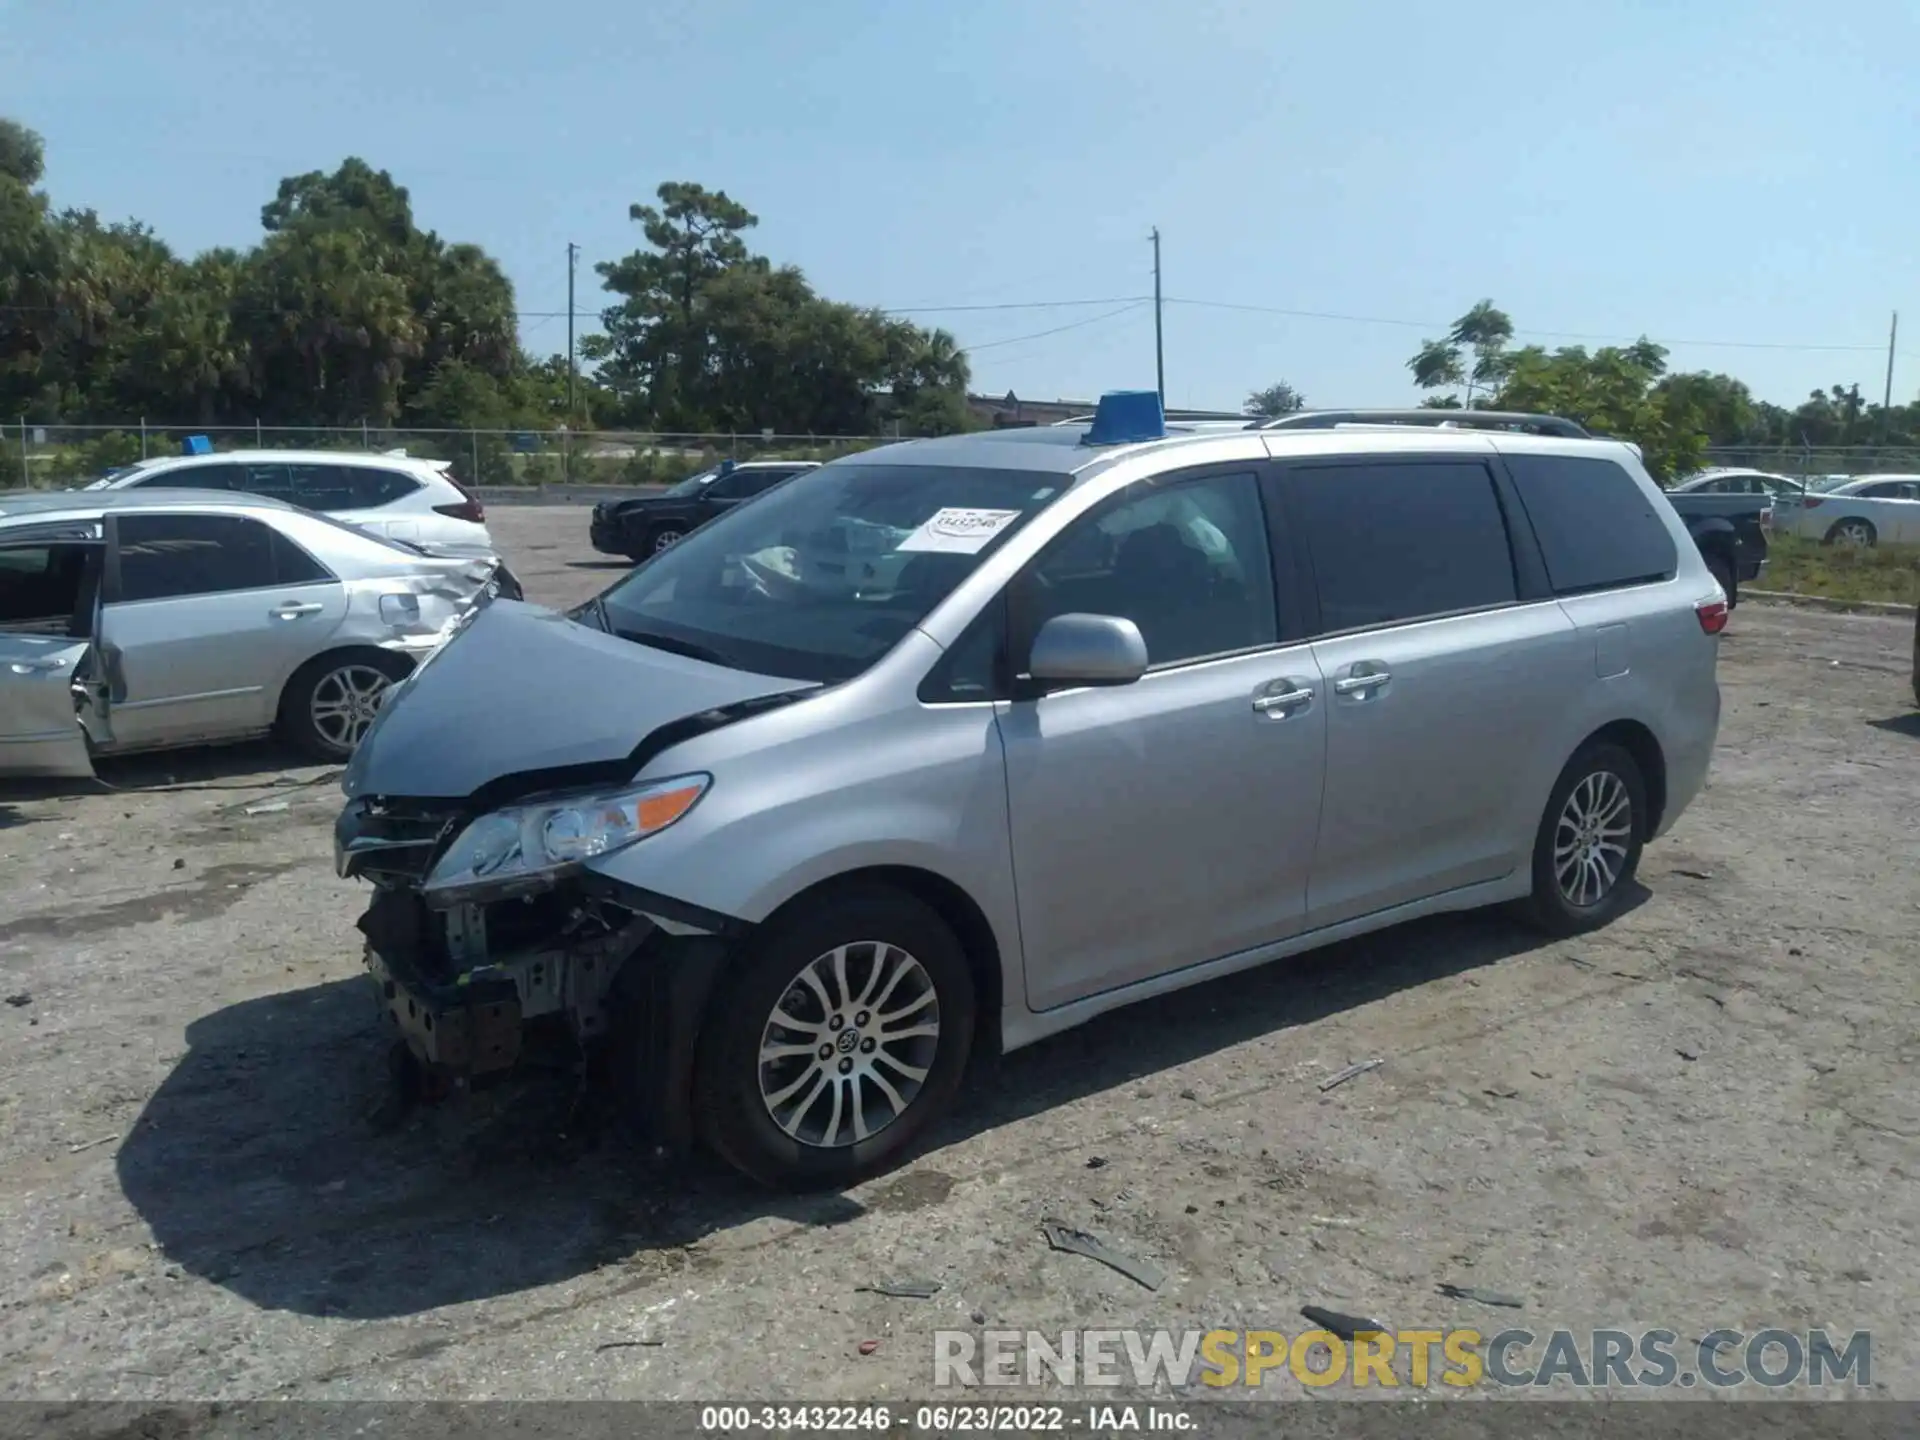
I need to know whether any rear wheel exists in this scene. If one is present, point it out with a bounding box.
[1825,517,1877,548]
[1705,550,1738,608]
[277,650,411,761]
[1514,741,1647,937]
[694,884,975,1190]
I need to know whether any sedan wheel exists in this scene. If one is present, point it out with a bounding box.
[694,883,975,1189]
[1827,518,1877,548]
[279,652,411,761]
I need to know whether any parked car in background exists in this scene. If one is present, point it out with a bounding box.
[1670,468,1805,499]
[0,489,502,780]
[1661,490,1769,605]
[338,396,1722,1189]
[1770,475,1920,547]
[590,459,819,560]
[82,448,492,549]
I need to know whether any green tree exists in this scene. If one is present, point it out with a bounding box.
[1409,299,1515,407]
[1244,381,1306,418]
[0,119,45,187]
[1489,338,1708,480]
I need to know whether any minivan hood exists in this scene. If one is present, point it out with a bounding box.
[342,599,812,802]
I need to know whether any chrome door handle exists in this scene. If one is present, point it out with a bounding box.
[1252,687,1314,713]
[271,601,324,619]
[6,657,68,675]
[1333,669,1391,695]
[1252,678,1315,717]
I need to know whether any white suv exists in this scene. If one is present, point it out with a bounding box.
[84,449,492,548]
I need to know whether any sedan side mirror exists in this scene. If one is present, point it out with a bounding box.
[1027,612,1149,689]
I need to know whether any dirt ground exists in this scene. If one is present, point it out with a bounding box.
[1,505,1917,1404]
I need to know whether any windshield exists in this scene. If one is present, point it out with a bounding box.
[663,468,719,498]
[595,461,1065,683]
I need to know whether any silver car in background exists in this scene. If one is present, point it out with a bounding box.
[0,489,502,780]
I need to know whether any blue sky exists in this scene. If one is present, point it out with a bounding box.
[4,0,1915,415]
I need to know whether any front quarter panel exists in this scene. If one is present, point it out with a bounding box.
[588,631,1023,972]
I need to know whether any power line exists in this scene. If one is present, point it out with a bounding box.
[963,302,1148,353]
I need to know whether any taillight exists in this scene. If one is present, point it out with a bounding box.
[434,500,485,523]
[1696,597,1729,634]
[1802,496,1824,509]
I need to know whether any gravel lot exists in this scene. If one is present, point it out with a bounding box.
[2,506,1917,1404]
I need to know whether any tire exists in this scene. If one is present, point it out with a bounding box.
[277,650,412,762]
[694,883,976,1190]
[647,526,686,555]
[1514,741,1648,937]
[1705,550,1737,609]
[1824,517,1877,548]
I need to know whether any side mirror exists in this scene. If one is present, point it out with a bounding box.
[1027,613,1149,689]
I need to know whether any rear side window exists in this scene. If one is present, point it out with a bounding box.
[1289,460,1518,633]
[288,464,419,511]
[115,514,331,601]
[131,462,239,492]
[1504,454,1678,596]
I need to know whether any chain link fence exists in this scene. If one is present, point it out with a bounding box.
[1701,444,1920,479]
[3,421,900,492]
[13,425,1920,495]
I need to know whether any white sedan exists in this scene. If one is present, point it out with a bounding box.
[1771,475,1920,547]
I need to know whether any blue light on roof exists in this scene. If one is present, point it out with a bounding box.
[182,435,213,456]
[1082,391,1166,446]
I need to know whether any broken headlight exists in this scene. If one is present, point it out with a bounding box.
[422,773,710,903]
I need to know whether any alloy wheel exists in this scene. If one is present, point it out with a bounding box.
[1831,520,1875,548]
[309,664,395,752]
[756,941,941,1149]
[653,529,685,553]
[1553,770,1633,907]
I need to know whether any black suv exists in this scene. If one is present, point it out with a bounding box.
[590,460,818,560]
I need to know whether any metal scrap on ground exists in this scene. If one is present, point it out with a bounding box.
[1299,1304,1387,1340]
[1040,1219,1165,1291]
[854,1279,942,1299]
[1437,1282,1524,1309]
[1317,1059,1384,1092]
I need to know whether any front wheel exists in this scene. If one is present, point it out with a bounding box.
[694,884,976,1189]
[278,651,412,761]
[648,526,686,554]
[1514,741,1647,937]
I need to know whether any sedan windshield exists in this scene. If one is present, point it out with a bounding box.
[595,462,1066,682]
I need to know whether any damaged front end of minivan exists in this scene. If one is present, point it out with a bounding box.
[332,598,813,1150]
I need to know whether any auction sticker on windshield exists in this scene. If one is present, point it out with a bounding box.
[897,508,1024,554]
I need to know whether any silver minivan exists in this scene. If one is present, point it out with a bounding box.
[337,398,1724,1188]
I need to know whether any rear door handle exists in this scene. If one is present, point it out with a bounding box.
[1252,679,1315,716]
[271,601,324,619]
[1333,666,1391,695]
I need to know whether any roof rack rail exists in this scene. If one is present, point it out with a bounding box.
[1252,408,1591,439]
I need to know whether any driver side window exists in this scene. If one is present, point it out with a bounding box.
[1023,472,1278,670]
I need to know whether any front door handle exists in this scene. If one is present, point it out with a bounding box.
[6,656,69,675]
[271,601,324,619]
[1333,665,1391,695]
[1252,679,1315,716]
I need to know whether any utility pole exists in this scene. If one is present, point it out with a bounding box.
[566,242,580,419]
[1150,227,1165,407]
[1882,311,1899,435]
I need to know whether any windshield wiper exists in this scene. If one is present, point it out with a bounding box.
[614,626,732,667]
